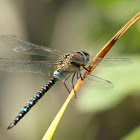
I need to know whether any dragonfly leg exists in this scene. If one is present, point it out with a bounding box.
[76,69,84,80]
[79,69,84,80]
[76,69,81,79]
[71,71,77,98]
[63,74,72,93]
[82,65,90,72]
[76,70,80,79]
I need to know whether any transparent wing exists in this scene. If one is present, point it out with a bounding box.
[89,57,132,67]
[0,35,62,57]
[0,58,57,75]
[86,75,113,90]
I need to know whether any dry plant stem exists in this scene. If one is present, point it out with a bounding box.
[42,12,140,140]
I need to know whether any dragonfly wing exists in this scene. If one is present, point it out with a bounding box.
[0,35,62,57]
[89,57,132,67]
[86,75,113,90]
[0,58,57,75]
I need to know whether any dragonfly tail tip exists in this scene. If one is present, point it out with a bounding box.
[7,123,15,130]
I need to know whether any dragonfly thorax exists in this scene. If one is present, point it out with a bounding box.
[53,51,89,80]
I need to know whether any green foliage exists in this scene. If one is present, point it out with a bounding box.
[121,126,140,140]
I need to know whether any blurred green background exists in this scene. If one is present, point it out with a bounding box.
[0,0,140,140]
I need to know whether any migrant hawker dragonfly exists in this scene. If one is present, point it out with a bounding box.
[0,35,131,129]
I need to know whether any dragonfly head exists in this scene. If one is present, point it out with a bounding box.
[75,51,89,66]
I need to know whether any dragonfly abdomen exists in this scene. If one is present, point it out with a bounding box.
[7,77,59,130]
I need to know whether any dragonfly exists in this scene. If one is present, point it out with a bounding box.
[0,35,132,130]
